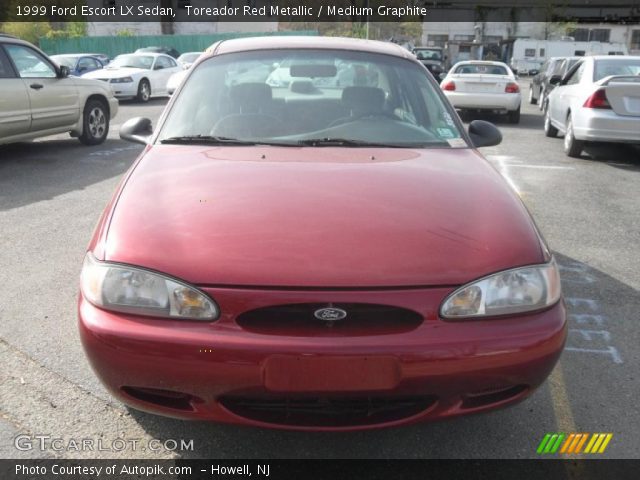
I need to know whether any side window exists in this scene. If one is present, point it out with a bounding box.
[565,63,585,85]
[156,56,171,69]
[167,57,177,68]
[5,44,56,78]
[0,47,17,78]
[78,57,98,71]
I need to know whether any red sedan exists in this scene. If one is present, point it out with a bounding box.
[79,37,566,431]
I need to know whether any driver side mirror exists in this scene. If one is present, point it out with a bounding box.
[120,117,153,145]
[468,120,502,148]
[549,74,562,85]
[57,65,70,78]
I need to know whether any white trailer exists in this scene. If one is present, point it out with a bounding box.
[509,39,628,74]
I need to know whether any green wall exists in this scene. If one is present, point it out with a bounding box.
[40,31,318,57]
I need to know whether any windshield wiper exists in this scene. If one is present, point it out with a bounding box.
[160,135,258,146]
[297,138,438,148]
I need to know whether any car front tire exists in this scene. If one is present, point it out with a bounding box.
[136,79,151,103]
[564,114,584,158]
[78,99,109,146]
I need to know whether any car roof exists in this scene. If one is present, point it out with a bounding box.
[589,55,640,61]
[207,36,414,60]
[117,52,167,58]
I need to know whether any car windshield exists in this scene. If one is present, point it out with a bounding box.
[109,55,153,69]
[158,49,465,148]
[51,56,77,68]
[455,64,508,75]
[414,49,442,61]
[594,59,640,81]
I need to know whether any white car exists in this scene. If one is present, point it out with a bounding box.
[176,52,202,70]
[0,35,118,146]
[167,69,188,96]
[544,55,640,158]
[440,61,522,123]
[84,52,181,102]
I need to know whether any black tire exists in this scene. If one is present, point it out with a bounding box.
[528,85,537,104]
[544,108,558,138]
[564,114,584,158]
[507,106,521,124]
[136,79,150,103]
[78,99,109,145]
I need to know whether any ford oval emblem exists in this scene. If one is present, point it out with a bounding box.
[314,307,347,322]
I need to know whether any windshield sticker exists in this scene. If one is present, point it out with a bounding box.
[443,112,456,126]
[447,138,467,147]
[437,128,455,139]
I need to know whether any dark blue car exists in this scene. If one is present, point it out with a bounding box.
[50,54,105,77]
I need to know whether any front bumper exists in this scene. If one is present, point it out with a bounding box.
[79,287,566,431]
[445,92,521,112]
[110,82,138,99]
[572,108,640,143]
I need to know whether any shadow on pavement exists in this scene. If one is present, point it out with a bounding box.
[0,139,142,211]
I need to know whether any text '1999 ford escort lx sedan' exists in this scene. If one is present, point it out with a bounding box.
[79,37,566,431]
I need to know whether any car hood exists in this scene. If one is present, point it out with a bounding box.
[103,146,544,287]
[84,67,145,79]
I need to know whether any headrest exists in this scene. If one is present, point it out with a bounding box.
[341,86,385,112]
[229,83,272,105]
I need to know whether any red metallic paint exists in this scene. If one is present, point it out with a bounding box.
[99,146,543,287]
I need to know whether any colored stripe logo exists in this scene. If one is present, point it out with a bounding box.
[537,433,612,454]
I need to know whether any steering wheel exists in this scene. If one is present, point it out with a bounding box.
[328,112,399,128]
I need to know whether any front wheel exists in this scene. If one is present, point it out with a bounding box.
[507,106,520,124]
[544,109,558,138]
[78,99,109,145]
[564,114,584,158]
[136,79,150,103]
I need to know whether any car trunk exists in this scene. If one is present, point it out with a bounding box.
[453,75,510,94]
[604,80,640,116]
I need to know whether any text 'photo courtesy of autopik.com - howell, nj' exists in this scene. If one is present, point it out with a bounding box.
[0,1,639,480]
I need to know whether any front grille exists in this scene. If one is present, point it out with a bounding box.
[220,395,437,427]
[236,303,423,336]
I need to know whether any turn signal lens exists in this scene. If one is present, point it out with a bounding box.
[440,259,562,319]
[505,82,520,93]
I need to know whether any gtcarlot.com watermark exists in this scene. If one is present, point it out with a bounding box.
[14,434,194,453]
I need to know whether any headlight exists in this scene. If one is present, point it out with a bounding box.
[110,77,133,83]
[440,259,561,319]
[80,253,218,321]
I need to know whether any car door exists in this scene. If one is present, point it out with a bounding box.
[550,62,584,129]
[0,45,31,140]
[151,56,177,95]
[4,43,80,133]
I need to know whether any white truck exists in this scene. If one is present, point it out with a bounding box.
[509,39,628,74]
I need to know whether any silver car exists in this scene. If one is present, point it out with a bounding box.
[544,55,640,158]
[0,35,118,146]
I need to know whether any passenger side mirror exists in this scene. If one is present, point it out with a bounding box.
[468,120,502,148]
[120,117,153,145]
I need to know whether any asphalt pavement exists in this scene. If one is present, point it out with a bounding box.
[0,84,638,459]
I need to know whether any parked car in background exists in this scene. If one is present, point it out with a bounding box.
[50,54,104,77]
[136,46,180,59]
[79,36,566,430]
[529,56,580,110]
[440,61,522,123]
[412,46,446,80]
[167,69,188,95]
[544,55,640,157]
[89,53,110,66]
[177,52,202,69]
[83,52,181,102]
[0,35,117,145]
